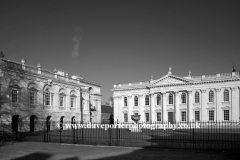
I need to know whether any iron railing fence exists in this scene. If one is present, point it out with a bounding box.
[1,121,240,150]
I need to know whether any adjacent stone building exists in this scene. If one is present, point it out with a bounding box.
[112,67,240,123]
[0,51,101,131]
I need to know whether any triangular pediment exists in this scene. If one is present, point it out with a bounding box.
[149,74,190,86]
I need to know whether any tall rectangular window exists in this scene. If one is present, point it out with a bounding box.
[124,97,127,107]
[60,95,64,107]
[45,92,50,105]
[12,89,18,103]
[71,97,75,108]
[157,112,161,122]
[181,111,186,122]
[224,110,229,121]
[195,91,200,103]
[145,113,150,122]
[29,91,36,104]
[209,110,214,121]
[195,111,200,121]
[124,113,128,122]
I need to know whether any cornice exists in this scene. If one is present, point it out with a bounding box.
[1,64,101,87]
[113,78,240,92]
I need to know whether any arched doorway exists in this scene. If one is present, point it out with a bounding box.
[30,115,37,132]
[12,115,19,132]
[46,116,51,131]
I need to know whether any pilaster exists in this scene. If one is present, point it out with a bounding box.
[139,94,144,122]
[175,91,180,122]
[188,90,193,121]
[215,88,221,121]
[231,86,239,121]
[201,89,207,121]
[162,92,167,122]
[150,93,155,122]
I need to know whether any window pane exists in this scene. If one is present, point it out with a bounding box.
[181,93,186,104]
[134,96,138,106]
[157,94,161,105]
[145,95,149,105]
[224,110,229,121]
[30,91,35,104]
[12,90,18,103]
[224,90,229,102]
[124,97,127,107]
[181,111,186,121]
[209,90,214,102]
[124,113,128,122]
[45,91,50,105]
[157,112,161,121]
[71,96,75,108]
[195,92,199,103]
[169,94,173,104]
[209,110,214,121]
[145,113,149,122]
[195,111,200,121]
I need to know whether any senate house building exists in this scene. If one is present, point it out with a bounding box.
[0,52,101,131]
[112,67,240,123]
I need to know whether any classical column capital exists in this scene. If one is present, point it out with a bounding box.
[149,93,155,96]
[201,89,206,93]
[231,86,239,91]
[215,88,221,92]
[174,91,179,94]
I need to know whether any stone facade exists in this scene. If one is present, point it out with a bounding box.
[112,67,240,123]
[0,52,101,131]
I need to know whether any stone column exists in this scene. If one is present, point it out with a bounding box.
[175,91,179,122]
[201,89,207,121]
[150,93,155,122]
[215,88,221,121]
[119,96,123,122]
[188,90,193,121]
[231,86,239,121]
[162,92,167,122]
[139,94,143,122]
[113,96,118,122]
[128,95,133,122]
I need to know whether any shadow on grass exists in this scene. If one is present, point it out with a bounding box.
[11,152,80,160]
[12,152,52,160]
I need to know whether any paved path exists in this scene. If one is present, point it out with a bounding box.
[0,142,238,160]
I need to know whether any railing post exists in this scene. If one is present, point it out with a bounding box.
[44,125,46,142]
[192,121,194,150]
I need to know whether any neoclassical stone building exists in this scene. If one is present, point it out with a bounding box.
[0,52,101,131]
[112,67,240,123]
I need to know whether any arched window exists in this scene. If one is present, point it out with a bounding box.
[209,90,214,102]
[169,93,173,104]
[134,96,138,106]
[10,80,21,103]
[157,94,161,105]
[181,93,186,104]
[195,91,200,103]
[44,89,50,105]
[70,90,76,108]
[145,95,149,105]
[124,97,128,107]
[28,83,38,105]
[59,89,66,107]
[44,86,54,106]
[223,89,229,102]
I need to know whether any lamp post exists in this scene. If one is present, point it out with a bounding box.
[80,87,83,124]
[88,87,92,123]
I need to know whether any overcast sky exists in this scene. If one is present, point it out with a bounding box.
[1,0,240,103]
